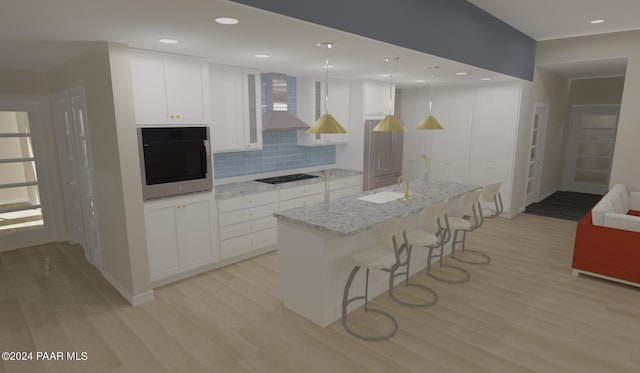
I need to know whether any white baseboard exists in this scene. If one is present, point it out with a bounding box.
[102,269,155,306]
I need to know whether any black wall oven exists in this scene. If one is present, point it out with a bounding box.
[137,126,213,200]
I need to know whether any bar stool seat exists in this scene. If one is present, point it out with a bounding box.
[350,247,397,270]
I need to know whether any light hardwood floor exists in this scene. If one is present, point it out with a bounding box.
[1,213,640,372]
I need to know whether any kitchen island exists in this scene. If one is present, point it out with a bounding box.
[274,179,478,327]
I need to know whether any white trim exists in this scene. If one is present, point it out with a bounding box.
[102,269,155,305]
[572,268,640,288]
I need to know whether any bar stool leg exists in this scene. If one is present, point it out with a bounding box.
[342,266,399,340]
[451,230,491,265]
[426,243,470,284]
[388,245,438,307]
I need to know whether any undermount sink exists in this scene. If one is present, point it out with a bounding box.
[357,191,407,204]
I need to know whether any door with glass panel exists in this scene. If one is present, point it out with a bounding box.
[563,105,619,194]
[525,104,548,205]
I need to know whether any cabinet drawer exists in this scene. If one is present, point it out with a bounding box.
[279,182,324,201]
[334,185,363,199]
[333,176,362,191]
[279,193,324,211]
[218,190,278,213]
[219,202,277,227]
[220,227,277,260]
[219,216,276,240]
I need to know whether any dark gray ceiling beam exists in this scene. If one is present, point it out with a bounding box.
[230,0,536,81]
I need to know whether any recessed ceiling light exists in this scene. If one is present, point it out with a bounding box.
[215,17,239,25]
[254,54,270,59]
[158,38,178,44]
[455,72,468,76]
[590,19,605,24]
[481,78,491,81]
[379,74,390,78]
[415,79,425,83]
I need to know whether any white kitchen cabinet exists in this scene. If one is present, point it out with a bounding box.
[144,192,218,282]
[364,80,395,116]
[218,190,278,260]
[278,182,325,210]
[296,76,350,146]
[209,64,262,152]
[130,49,209,125]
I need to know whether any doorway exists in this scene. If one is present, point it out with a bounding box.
[563,105,619,195]
[525,103,549,205]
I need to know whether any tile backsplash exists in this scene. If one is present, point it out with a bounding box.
[213,75,336,179]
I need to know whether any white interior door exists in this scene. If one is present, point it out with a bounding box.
[52,87,102,270]
[52,91,86,247]
[525,104,548,205]
[69,87,102,270]
[563,105,619,195]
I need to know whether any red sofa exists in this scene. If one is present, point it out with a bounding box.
[572,209,640,286]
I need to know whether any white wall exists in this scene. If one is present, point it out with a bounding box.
[536,30,640,191]
[0,67,66,250]
[47,42,152,303]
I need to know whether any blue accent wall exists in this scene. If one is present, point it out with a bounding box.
[213,75,336,179]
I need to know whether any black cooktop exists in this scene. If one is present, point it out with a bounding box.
[255,173,319,184]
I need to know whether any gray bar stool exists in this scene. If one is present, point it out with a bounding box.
[341,217,406,340]
[449,190,491,265]
[407,199,471,283]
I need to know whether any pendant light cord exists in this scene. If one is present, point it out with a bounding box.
[388,57,395,115]
[428,66,438,115]
[324,45,330,115]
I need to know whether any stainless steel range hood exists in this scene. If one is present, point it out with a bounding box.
[262,73,310,131]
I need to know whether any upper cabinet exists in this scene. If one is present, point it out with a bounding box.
[130,49,209,125]
[296,76,350,146]
[209,64,262,152]
[363,80,395,117]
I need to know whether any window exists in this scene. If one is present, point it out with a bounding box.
[0,111,43,233]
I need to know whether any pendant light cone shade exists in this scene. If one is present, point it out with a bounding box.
[373,115,406,132]
[308,42,348,135]
[306,114,347,134]
[416,115,443,130]
[416,65,444,130]
[372,57,406,132]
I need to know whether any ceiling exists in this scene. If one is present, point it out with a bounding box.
[1,0,638,86]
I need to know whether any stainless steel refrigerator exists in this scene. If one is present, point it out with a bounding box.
[363,119,404,191]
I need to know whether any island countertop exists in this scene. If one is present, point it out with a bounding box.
[274,179,479,237]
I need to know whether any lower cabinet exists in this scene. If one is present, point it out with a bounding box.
[218,190,279,260]
[144,192,218,282]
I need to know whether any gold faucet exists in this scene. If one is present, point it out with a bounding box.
[396,175,411,200]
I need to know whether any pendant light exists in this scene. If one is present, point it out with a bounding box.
[373,57,406,132]
[306,42,347,134]
[416,66,444,130]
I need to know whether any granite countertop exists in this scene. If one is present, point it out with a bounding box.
[273,179,480,237]
[215,168,362,199]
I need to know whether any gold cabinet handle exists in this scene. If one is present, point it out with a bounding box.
[250,241,254,245]
[248,199,253,203]
[176,114,180,119]
[170,114,175,119]
[249,225,254,229]
[249,212,253,217]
